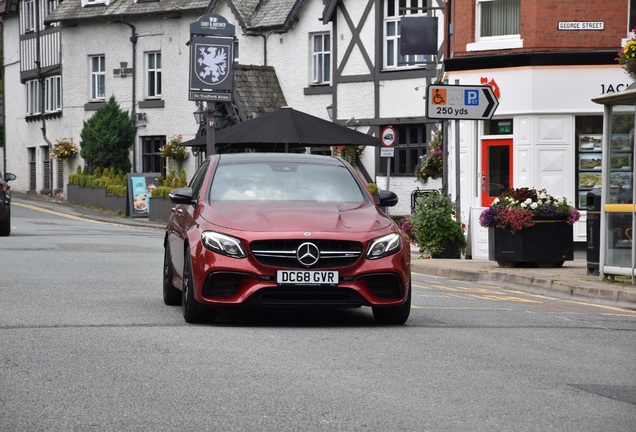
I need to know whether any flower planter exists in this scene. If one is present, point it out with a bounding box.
[148,197,173,222]
[488,221,573,268]
[431,241,461,259]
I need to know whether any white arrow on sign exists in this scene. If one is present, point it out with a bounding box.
[426,84,499,120]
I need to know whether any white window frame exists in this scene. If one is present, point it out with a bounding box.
[383,0,427,70]
[45,76,62,113]
[146,52,162,99]
[44,0,59,22]
[311,33,331,85]
[22,0,36,33]
[468,0,522,52]
[81,0,110,7]
[26,80,41,116]
[90,55,106,101]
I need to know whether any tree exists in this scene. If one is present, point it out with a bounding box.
[80,96,135,172]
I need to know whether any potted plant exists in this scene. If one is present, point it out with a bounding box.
[410,192,466,258]
[617,31,636,81]
[479,187,581,267]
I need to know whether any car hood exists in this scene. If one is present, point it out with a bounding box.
[200,201,393,233]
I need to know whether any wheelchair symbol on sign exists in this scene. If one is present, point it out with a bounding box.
[464,90,479,106]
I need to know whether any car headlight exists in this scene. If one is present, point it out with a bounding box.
[366,233,402,260]
[201,231,247,258]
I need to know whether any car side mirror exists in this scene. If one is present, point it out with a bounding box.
[378,189,398,207]
[169,187,194,205]
[4,173,16,182]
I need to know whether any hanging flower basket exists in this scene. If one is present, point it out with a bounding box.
[617,32,636,81]
[416,129,443,183]
[51,139,79,161]
[160,135,188,161]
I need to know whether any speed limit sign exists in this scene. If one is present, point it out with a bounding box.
[381,126,396,147]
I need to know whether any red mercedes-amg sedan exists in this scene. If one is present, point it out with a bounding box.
[163,153,411,325]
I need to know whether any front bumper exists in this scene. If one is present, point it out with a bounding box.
[191,246,411,308]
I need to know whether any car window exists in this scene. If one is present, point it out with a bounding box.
[189,159,210,200]
[209,162,366,203]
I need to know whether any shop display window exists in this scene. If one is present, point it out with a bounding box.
[575,116,604,209]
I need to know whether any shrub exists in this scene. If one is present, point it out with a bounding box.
[411,192,466,256]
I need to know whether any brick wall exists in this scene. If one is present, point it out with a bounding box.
[451,0,628,57]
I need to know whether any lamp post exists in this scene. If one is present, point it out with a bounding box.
[205,102,216,156]
[193,104,205,126]
[193,102,216,156]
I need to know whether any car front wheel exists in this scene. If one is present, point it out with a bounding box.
[182,250,217,324]
[372,284,411,325]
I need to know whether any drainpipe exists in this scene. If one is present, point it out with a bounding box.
[0,21,6,177]
[116,20,138,172]
[35,0,53,196]
[261,33,268,66]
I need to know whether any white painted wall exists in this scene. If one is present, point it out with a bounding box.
[445,66,629,242]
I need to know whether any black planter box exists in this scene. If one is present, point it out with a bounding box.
[67,184,80,203]
[489,221,574,268]
[148,197,173,222]
[102,194,127,214]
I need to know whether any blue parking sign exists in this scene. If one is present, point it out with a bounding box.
[465,90,479,106]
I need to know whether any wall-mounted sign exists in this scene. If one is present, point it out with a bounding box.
[558,22,604,30]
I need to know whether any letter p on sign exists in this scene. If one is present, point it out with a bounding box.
[465,90,479,106]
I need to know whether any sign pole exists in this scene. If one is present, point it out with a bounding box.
[380,125,397,191]
[454,80,461,216]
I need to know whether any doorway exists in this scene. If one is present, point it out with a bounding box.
[481,139,513,207]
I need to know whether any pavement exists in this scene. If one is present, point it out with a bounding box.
[11,192,636,310]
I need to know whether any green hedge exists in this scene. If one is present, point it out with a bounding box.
[68,165,128,197]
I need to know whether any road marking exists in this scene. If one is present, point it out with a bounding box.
[413,277,636,315]
[13,202,125,226]
[412,306,513,310]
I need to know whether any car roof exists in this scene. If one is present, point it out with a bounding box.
[216,152,344,166]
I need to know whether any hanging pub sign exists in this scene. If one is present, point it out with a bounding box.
[189,36,234,101]
[189,14,235,102]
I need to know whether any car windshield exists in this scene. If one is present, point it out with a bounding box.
[209,161,366,203]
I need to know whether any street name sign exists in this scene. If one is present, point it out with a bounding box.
[426,84,499,120]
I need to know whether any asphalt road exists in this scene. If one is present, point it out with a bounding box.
[1,203,635,431]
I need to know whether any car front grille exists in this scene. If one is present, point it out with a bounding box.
[245,287,368,306]
[250,239,363,269]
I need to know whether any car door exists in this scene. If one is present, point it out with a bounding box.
[168,158,211,283]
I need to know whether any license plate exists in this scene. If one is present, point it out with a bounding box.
[276,270,338,286]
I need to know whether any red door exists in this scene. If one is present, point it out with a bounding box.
[481,139,513,207]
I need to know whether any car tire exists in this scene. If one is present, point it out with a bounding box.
[0,208,11,236]
[182,250,217,324]
[372,284,411,325]
[163,246,181,306]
